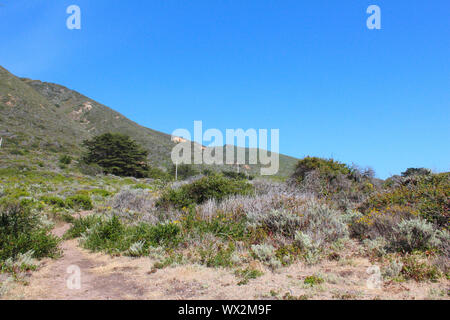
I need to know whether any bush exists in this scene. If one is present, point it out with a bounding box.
[400,253,442,282]
[355,214,449,255]
[246,210,302,238]
[41,196,66,208]
[251,244,281,269]
[64,215,102,239]
[77,162,103,176]
[158,174,254,209]
[182,210,248,242]
[70,215,181,255]
[361,172,449,228]
[350,205,417,241]
[0,200,59,265]
[198,241,236,268]
[66,195,93,210]
[390,219,442,253]
[292,156,351,183]
[296,201,348,244]
[147,166,171,180]
[401,168,432,177]
[59,155,72,165]
[170,164,199,180]
[222,170,254,180]
[291,157,377,210]
[304,275,324,286]
[235,268,263,285]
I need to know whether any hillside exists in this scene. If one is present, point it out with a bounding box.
[0,66,297,176]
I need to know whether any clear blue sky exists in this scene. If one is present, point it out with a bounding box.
[0,0,449,178]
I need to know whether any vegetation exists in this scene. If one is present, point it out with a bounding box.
[157,173,254,209]
[1,63,449,297]
[291,156,377,210]
[361,172,449,228]
[82,133,150,178]
[292,156,352,183]
[0,200,59,268]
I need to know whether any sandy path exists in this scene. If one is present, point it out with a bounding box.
[4,219,149,300]
[3,220,449,300]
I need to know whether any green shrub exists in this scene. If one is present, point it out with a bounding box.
[88,189,112,197]
[41,196,66,208]
[170,164,199,180]
[77,162,104,176]
[251,244,281,269]
[235,268,263,285]
[59,155,72,165]
[198,242,236,268]
[182,211,247,242]
[66,194,93,210]
[390,219,443,253]
[71,215,181,255]
[158,174,254,209]
[0,200,60,265]
[400,253,442,282]
[64,215,102,239]
[401,168,432,177]
[222,170,254,180]
[292,156,351,183]
[361,173,449,228]
[291,157,376,210]
[304,275,325,286]
[147,166,171,180]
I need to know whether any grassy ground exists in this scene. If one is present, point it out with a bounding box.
[0,163,448,300]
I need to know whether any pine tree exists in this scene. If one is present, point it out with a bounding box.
[82,133,149,177]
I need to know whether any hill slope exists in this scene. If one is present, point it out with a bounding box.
[0,66,297,176]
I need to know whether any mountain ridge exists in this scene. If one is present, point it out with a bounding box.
[0,65,297,176]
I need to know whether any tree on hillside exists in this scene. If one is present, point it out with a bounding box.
[82,133,149,178]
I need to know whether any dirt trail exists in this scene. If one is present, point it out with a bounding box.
[3,219,449,300]
[5,220,148,300]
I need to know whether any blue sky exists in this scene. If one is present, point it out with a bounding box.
[0,1,449,178]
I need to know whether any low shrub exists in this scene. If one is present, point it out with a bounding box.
[390,219,443,253]
[246,210,302,238]
[71,215,181,255]
[198,241,236,268]
[66,194,93,210]
[222,170,254,180]
[41,196,66,208]
[77,162,104,176]
[235,268,263,285]
[170,164,199,180]
[59,155,72,165]
[353,212,448,255]
[292,157,351,183]
[361,172,449,228]
[147,166,171,181]
[0,200,59,265]
[400,253,442,282]
[251,244,282,269]
[158,174,254,209]
[182,210,247,242]
[304,274,325,286]
[64,215,102,239]
[291,157,377,210]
